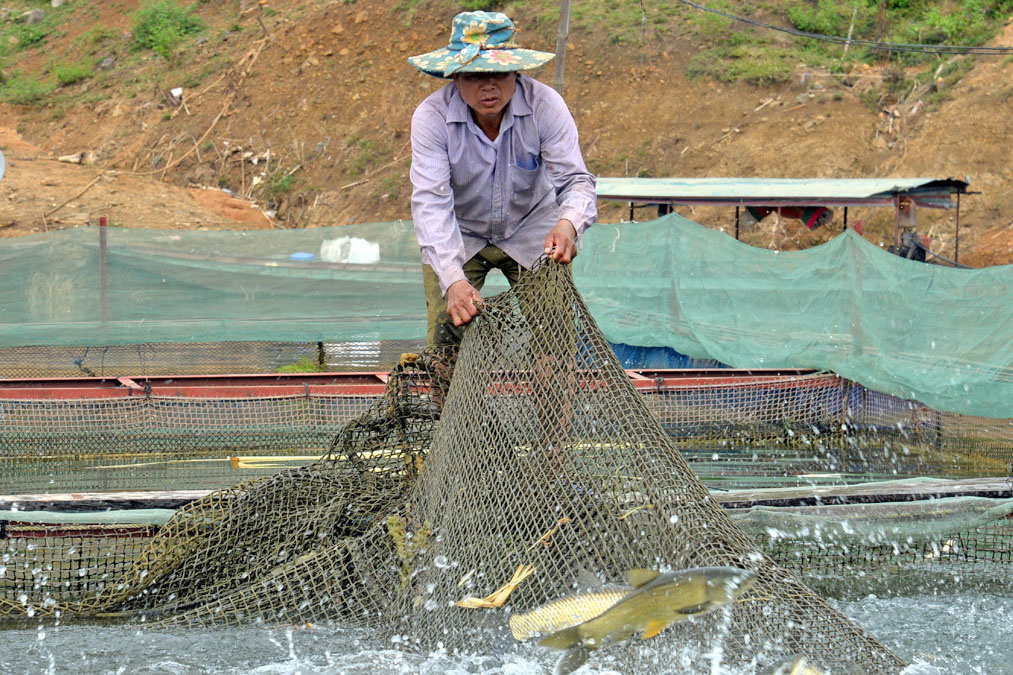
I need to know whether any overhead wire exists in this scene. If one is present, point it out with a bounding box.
[674,0,1013,55]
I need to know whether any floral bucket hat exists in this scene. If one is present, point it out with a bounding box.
[408,11,554,79]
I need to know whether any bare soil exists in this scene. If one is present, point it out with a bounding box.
[1,0,1011,266]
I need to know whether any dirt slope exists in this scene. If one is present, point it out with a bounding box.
[0,0,1010,266]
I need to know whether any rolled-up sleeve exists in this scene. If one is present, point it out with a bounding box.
[410,102,468,296]
[536,88,597,241]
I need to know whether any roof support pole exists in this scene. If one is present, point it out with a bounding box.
[843,206,849,231]
[734,206,740,240]
[955,191,961,264]
[553,0,572,94]
[99,216,108,325]
[893,196,901,249]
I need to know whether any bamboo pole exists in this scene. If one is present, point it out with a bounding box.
[553,0,572,94]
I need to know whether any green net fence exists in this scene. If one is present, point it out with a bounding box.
[2,262,913,673]
[2,216,1011,418]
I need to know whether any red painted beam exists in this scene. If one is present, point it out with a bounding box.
[0,372,390,399]
[0,369,823,400]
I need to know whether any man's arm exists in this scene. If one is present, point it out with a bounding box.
[410,102,469,296]
[410,101,483,325]
[534,84,597,262]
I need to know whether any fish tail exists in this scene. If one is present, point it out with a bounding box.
[540,625,581,649]
[554,645,590,675]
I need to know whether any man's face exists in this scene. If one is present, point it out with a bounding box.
[453,72,516,119]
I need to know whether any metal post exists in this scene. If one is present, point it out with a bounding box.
[99,216,108,324]
[893,196,901,249]
[954,192,961,264]
[553,0,572,94]
[843,206,848,231]
[734,206,740,240]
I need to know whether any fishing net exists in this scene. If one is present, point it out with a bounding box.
[0,261,905,673]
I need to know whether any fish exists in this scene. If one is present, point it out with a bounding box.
[509,587,631,641]
[511,566,755,674]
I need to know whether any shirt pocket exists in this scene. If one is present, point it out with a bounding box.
[510,156,543,197]
[515,153,539,171]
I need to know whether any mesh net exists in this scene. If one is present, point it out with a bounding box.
[0,262,908,673]
[3,372,1010,496]
[0,340,425,378]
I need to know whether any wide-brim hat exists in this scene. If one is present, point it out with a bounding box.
[408,11,555,79]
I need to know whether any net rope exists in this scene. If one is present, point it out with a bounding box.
[0,261,905,672]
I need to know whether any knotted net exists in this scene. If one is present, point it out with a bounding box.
[1,261,905,673]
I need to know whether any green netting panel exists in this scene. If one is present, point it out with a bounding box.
[2,217,1010,418]
[0,223,501,347]
[579,217,1013,418]
[0,263,908,673]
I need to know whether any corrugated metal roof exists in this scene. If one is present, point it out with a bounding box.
[596,177,968,208]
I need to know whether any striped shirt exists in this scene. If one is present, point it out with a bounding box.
[410,74,597,294]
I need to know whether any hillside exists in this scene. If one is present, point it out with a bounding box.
[1,0,1011,266]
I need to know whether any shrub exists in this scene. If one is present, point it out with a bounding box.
[460,0,500,10]
[132,0,205,59]
[53,63,92,86]
[263,172,296,198]
[1,73,55,104]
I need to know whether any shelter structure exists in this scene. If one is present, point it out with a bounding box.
[596,177,970,261]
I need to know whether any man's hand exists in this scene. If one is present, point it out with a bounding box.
[543,219,578,263]
[446,279,483,327]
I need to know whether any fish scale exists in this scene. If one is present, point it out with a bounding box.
[508,588,631,641]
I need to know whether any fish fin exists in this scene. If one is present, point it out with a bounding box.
[554,645,590,675]
[626,568,660,588]
[679,601,715,615]
[640,619,670,640]
[540,625,581,650]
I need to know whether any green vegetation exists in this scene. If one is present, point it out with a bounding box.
[688,44,794,85]
[276,356,325,373]
[345,136,392,178]
[263,171,297,199]
[459,0,501,10]
[686,0,1012,87]
[132,0,205,59]
[0,1,72,66]
[0,72,55,104]
[52,62,92,87]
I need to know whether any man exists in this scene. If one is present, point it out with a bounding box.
[408,10,597,347]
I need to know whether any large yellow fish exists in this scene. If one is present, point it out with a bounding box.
[510,566,755,674]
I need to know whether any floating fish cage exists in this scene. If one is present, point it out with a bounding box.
[2,359,1011,609]
[1,364,1009,494]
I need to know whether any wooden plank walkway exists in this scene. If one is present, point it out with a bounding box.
[714,477,1013,508]
[3,477,1011,513]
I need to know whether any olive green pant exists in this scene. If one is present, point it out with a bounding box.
[422,245,525,347]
